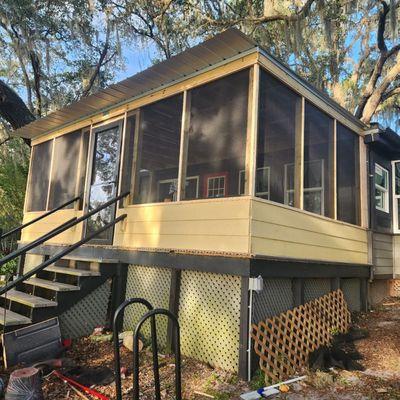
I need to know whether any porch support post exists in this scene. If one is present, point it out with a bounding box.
[107,263,128,331]
[360,278,368,312]
[245,63,260,196]
[238,276,250,380]
[292,278,304,307]
[294,97,305,209]
[166,269,181,352]
[331,277,341,291]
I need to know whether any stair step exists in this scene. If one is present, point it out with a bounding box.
[25,278,80,292]
[45,266,100,277]
[1,290,57,308]
[60,255,119,264]
[0,308,31,326]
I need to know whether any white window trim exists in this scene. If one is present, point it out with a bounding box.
[284,160,325,214]
[206,175,226,198]
[375,163,389,213]
[392,161,400,232]
[238,167,270,198]
[158,176,199,201]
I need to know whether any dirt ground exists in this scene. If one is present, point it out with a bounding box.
[4,297,400,399]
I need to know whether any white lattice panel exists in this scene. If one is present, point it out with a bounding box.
[123,265,171,349]
[179,270,241,371]
[59,280,111,338]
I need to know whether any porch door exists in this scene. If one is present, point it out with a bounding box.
[85,122,122,244]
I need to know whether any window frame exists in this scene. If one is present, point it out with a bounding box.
[204,172,228,199]
[238,167,270,198]
[375,163,389,213]
[284,160,325,214]
[392,160,400,232]
[158,175,200,202]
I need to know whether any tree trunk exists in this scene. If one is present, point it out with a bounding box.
[0,79,35,130]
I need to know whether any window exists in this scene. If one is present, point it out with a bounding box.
[205,174,227,198]
[185,70,249,199]
[26,140,53,212]
[304,102,334,217]
[48,130,87,210]
[285,160,324,212]
[135,94,183,204]
[239,167,270,198]
[337,123,360,224]
[158,176,199,202]
[393,161,400,231]
[375,164,389,213]
[256,70,300,205]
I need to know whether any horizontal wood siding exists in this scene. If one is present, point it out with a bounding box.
[114,197,251,254]
[250,198,368,264]
[20,210,84,244]
[372,233,393,276]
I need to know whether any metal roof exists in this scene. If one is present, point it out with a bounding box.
[14,29,258,139]
[13,28,366,139]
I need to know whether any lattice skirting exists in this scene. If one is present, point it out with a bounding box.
[389,279,400,297]
[251,289,351,383]
[179,270,242,372]
[123,265,171,349]
[59,280,111,338]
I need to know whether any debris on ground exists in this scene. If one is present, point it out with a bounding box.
[3,297,400,399]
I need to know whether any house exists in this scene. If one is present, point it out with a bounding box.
[2,28,398,378]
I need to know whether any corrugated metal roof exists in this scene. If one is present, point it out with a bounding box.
[13,28,365,139]
[13,29,258,139]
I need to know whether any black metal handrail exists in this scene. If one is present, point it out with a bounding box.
[113,298,161,400]
[0,196,81,241]
[0,213,127,297]
[133,309,181,400]
[0,191,129,268]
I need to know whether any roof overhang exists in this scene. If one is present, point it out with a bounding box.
[364,125,400,159]
[13,28,368,140]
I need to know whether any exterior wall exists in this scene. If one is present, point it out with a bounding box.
[114,197,251,254]
[250,198,369,264]
[372,232,393,277]
[393,235,400,278]
[20,209,83,245]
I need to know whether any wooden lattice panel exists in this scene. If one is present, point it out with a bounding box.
[389,279,400,297]
[251,289,351,383]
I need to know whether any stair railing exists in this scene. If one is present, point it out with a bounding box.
[0,191,129,268]
[0,213,127,297]
[0,196,81,242]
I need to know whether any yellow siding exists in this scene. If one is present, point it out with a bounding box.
[250,198,368,264]
[20,209,83,245]
[114,197,251,254]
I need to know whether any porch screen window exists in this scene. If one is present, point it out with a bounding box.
[48,130,84,210]
[257,70,299,204]
[185,69,249,199]
[337,123,360,225]
[26,140,53,212]
[304,102,334,217]
[375,164,389,213]
[135,94,183,204]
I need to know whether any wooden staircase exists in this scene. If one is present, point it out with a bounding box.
[0,256,118,331]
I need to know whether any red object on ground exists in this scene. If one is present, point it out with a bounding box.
[53,370,109,400]
[62,339,72,348]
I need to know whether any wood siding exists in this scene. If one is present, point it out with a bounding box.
[114,197,251,254]
[250,198,369,264]
[20,209,84,245]
[372,233,393,276]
